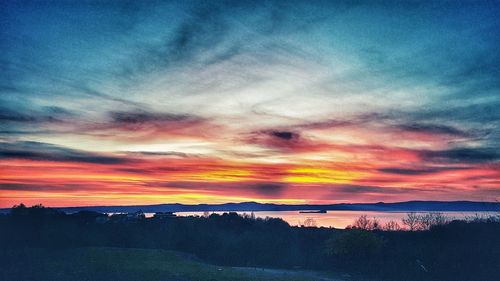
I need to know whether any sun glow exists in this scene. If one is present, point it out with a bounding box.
[284,167,365,184]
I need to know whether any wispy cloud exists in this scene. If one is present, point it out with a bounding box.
[1,1,499,206]
[0,141,129,164]
[419,147,500,164]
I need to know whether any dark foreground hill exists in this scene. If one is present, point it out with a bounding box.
[1,204,499,281]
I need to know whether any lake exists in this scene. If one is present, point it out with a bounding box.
[145,210,493,228]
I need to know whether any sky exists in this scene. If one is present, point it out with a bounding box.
[1,0,499,207]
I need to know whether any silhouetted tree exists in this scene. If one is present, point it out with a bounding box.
[352,214,380,230]
[402,212,422,231]
[302,218,317,227]
[383,220,401,231]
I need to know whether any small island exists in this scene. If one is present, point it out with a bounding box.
[299,210,327,214]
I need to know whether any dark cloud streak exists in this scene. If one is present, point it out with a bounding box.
[378,167,469,175]
[0,141,130,164]
[271,131,298,141]
[420,148,499,164]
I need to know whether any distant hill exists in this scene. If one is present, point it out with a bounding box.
[2,200,498,214]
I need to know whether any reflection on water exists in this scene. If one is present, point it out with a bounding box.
[169,211,490,228]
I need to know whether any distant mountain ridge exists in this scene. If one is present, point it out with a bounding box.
[2,201,498,213]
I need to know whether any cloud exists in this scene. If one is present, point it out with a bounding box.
[0,105,71,123]
[0,183,90,191]
[110,111,197,124]
[245,129,318,153]
[378,167,468,175]
[0,141,129,164]
[252,183,286,196]
[420,147,499,164]
[270,131,298,141]
[71,109,217,141]
[125,151,193,158]
[335,185,410,194]
[116,1,235,80]
[0,110,37,123]
[1,1,500,206]
[395,123,470,137]
[143,180,290,199]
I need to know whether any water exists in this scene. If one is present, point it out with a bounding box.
[144,210,493,228]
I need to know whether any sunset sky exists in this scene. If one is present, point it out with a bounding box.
[1,1,499,207]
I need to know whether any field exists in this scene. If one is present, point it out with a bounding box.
[0,247,342,281]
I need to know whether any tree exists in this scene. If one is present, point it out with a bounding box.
[353,215,371,230]
[402,212,422,231]
[302,218,317,227]
[10,203,28,216]
[371,217,381,230]
[419,213,448,230]
[352,215,380,230]
[383,220,401,231]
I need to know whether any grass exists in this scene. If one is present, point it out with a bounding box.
[0,247,333,281]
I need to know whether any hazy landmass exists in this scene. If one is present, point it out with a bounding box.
[35,200,500,214]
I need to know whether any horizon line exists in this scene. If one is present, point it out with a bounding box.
[2,199,498,210]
